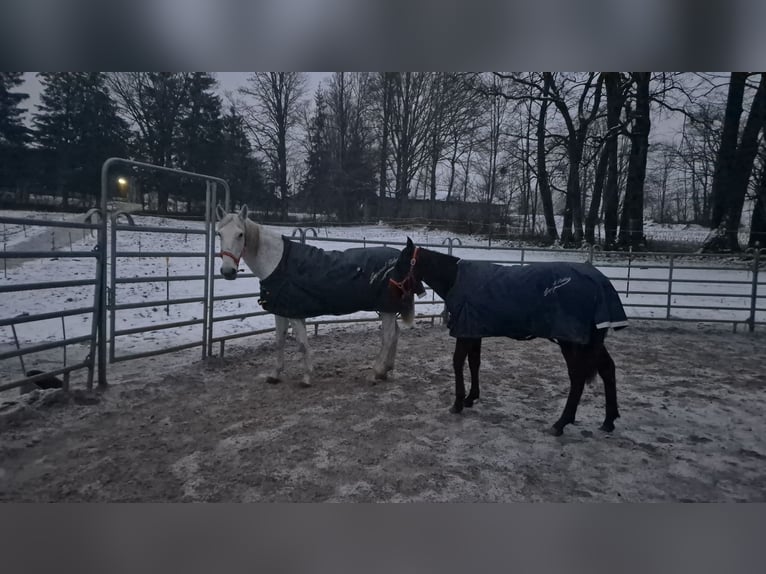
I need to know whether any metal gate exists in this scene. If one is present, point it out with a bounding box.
[99,158,230,386]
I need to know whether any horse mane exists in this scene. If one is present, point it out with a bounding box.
[415,247,460,300]
[243,216,261,255]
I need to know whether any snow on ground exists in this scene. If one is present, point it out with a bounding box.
[1,320,764,501]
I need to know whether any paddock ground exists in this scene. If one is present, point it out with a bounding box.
[1,319,765,502]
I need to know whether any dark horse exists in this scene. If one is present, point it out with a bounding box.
[389,238,628,436]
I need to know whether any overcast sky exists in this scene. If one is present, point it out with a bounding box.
[19,72,329,119]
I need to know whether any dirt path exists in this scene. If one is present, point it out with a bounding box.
[1,320,765,501]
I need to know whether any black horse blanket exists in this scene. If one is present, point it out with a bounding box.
[445,260,628,344]
[258,237,404,318]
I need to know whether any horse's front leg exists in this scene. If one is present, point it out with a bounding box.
[373,312,398,381]
[266,315,289,384]
[465,338,482,407]
[450,338,470,413]
[291,318,313,387]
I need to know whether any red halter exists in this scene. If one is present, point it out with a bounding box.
[389,247,425,297]
[220,249,241,267]
[220,232,246,268]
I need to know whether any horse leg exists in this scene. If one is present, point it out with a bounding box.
[551,343,589,436]
[267,315,289,384]
[465,338,482,407]
[450,338,470,413]
[291,318,314,387]
[598,345,620,432]
[373,312,398,380]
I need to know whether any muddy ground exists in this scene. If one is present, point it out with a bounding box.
[1,319,765,502]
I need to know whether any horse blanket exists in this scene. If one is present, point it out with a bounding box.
[258,237,404,318]
[445,260,628,344]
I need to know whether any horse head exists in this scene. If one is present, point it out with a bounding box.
[388,237,426,299]
[216,204,249,280]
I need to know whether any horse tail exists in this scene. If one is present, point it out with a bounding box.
[583,327,607,382]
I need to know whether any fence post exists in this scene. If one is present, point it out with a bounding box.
[666,255,674,320]
[749,245,761,332]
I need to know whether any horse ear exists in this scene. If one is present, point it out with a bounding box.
[216,204,226,221]
[239,205,249,221]
[406,237,414,250]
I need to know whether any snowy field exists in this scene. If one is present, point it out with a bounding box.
[1,320,765,501]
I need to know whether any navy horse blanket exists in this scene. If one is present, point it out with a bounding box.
[445,260,628,344]
[258,237,404,318]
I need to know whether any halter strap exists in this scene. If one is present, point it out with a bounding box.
[219,225,248,268]
[389,246,424,297]
[220,250,241,266]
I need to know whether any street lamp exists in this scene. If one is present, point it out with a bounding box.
[117,176,128,198]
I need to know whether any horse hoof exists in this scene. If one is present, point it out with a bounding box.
[464,397,478,408]
[300,380,312,388]
[449,405,463,414]
[266,376,281,385]
[600,422,615,433]
[373,372,388,381]
[550,426,564,437]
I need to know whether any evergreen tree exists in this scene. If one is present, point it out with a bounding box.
[220,104,267,210]
[175,72,223,211]
[301,89,333,220]
[0,72,30,196]
[34,72,128,206]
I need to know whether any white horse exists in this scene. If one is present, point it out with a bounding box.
[215,205,414,386]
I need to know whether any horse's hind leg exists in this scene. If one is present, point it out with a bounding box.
[551,343,590,436]
[267,315,289,384]
[450,338,470,413]
[373,312,398,380]
[291,318,314,387]
[465,338,482,407]
[598,345,620,432]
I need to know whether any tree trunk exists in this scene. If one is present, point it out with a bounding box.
[710,73,748,231]
[585,141,610,244]
[721,74,766,250]
[446,137,458,201]
[618,72,651,249]
[560,140,583,245]
[537,75,558,242]
[749,160,766,249]
[602,75,623,249]
[379,74,392,202]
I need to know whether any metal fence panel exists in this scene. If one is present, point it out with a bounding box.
[0,214,102,393]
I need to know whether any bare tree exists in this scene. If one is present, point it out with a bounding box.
[388,73,434,204]
[677,103,723,225]
[586,72,629,246]
[487,72,604,244]
[325,72,378,220]
[376,72,396,202]
[704,72,766,251]
[107,72,195,212]
[475,74,514,225]
[424,73,481,204]
[239,72,307,219]
[618,72,652,249]
[536,73,558,242]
